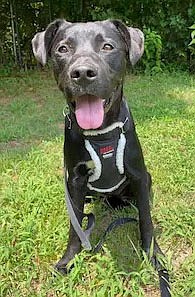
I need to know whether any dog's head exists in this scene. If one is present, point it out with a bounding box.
[32,19,144,130]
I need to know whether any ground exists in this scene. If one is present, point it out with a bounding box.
[0,70,195,296]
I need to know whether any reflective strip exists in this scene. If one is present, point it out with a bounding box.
[85,139,102,183]
[116,133,126,174]
[83,119,128,136]
[87,176,127,193]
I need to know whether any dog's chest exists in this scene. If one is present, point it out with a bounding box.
[85,132,127,193]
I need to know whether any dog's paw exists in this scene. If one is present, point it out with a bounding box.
[54,261,74,276]
[54,264,67,275]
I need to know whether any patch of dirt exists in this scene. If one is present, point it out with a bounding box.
[172,244,193,270]
[0,141,24,152]
[0,139,42,152]
[27,90,44,101]
[0,95,12,105]
[143,285,160,297]
[31,278,42,294]
[46,292,56,297]
[58,123,64,131]
[9,140,25,147]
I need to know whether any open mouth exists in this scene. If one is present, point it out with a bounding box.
[71,95,112,130]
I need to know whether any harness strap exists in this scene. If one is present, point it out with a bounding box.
[64,172,95,250]
[83,117,129,137]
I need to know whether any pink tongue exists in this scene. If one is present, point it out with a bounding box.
[75,95,104,129]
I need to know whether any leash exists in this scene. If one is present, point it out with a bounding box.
[158,269,171,296]
[93,217,138,253]
[64,171,95,250]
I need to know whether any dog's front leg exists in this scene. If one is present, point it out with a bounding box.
[124,131,164,261]
[125,131,170,295]
[55,163,89,274]
[128,171,170,296]
[132,173,155,254]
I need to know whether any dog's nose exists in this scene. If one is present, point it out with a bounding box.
[70,65,97,84]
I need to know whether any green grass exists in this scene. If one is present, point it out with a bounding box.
[0,70,195,296]
[0,71,64,144]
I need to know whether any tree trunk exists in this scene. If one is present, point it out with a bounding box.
[10,0,23,68]
[13,0,23,68]
[48,0,52,22]
[10,0,17,64]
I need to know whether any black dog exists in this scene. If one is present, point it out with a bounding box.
[32,19,170,296]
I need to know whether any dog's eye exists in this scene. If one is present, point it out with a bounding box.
[58,45,68,53]
[102,43,114,51]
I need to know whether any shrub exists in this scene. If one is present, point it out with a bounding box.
[142,28,163,74]
[189,24,195,55]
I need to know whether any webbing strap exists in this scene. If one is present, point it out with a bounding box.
[64,173,95,250]
[93,217,138,253]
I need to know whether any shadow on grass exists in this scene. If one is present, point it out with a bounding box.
[82,185,168,275]
[88,201,143,273]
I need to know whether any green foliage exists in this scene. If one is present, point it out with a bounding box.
[163,14,188,60]
[189,23,195,55]
[142,28,163,74]
[90,7,123,21]
[0,0,194,70]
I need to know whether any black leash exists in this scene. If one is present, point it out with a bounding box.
[93,217,138,253]
[158,269,171,297]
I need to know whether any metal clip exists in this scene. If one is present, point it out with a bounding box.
[63,105,72,129]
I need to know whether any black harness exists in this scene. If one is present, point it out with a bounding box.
[64,112,131,250]
[84,118,129,193]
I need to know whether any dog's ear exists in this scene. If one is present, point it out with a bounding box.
[111,20,144,66]
[32,19,71,65]
[32,31,47,65]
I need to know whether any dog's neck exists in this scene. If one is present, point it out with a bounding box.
[67,85,127,136]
